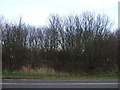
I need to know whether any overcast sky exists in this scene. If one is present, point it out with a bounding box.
[0,0,119,29]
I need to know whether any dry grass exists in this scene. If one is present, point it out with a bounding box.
[15,65,56,75]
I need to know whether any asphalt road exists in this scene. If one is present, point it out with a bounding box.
[1,79,119,88]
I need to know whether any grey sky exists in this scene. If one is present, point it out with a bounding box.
[0,0,119,29]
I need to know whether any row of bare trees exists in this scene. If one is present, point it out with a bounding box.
[2,12,119,75]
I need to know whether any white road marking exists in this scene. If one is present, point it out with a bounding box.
[1,83,118,85]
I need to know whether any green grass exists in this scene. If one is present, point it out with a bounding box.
[2,72,119,80]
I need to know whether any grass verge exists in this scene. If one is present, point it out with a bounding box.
[2,72,118,80]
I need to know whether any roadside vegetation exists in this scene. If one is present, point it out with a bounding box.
[2,71,118,80]
[1,11,119,78]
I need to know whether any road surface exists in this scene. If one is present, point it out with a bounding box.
[1,79,119,88]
